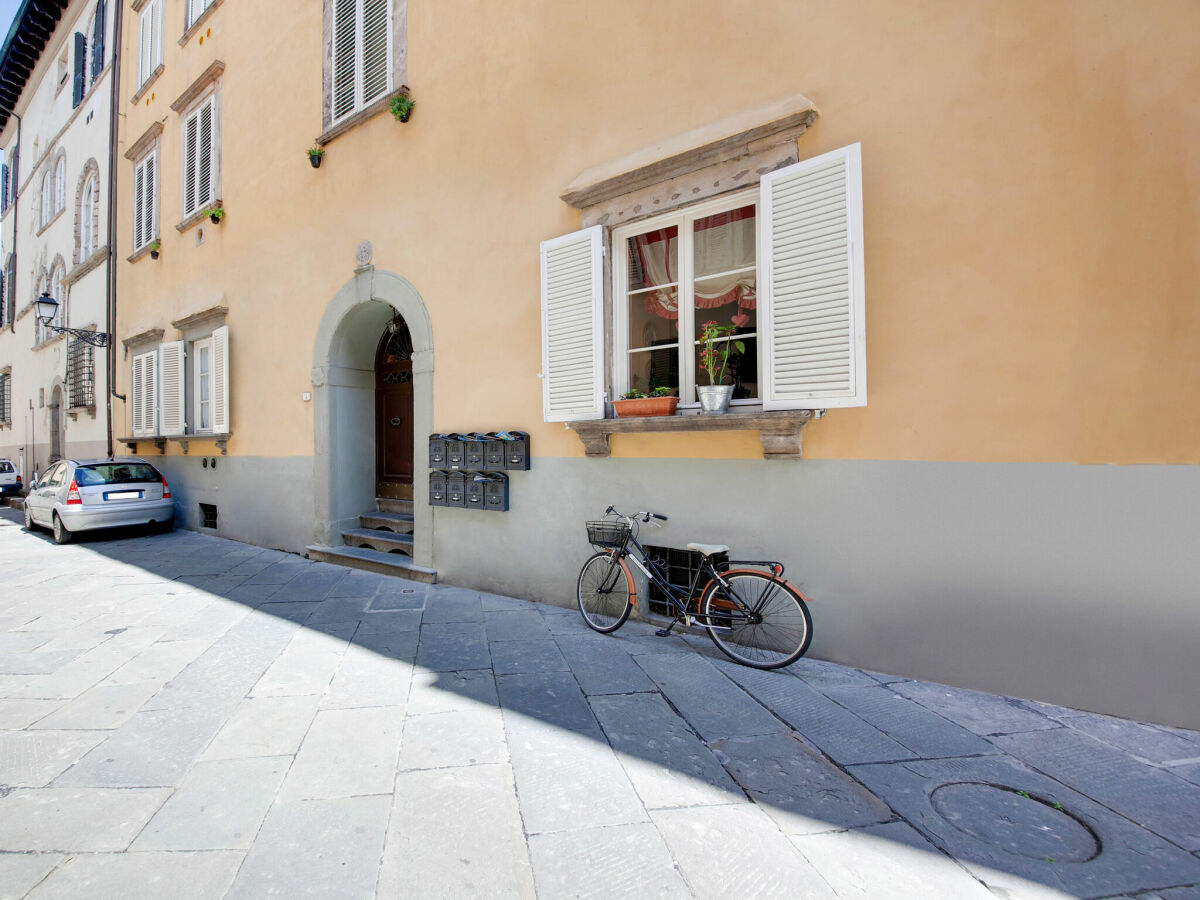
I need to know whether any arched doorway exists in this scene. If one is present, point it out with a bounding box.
[311,267,434,567]
[375,318,414,499]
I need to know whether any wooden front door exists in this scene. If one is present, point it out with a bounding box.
[375,320,414,499]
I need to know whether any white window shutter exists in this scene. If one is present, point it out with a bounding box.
[197,97,214,209]
[154,0,163,68]
[540,225,605,422]
[137,6,150,85]
[144,350,159,435]
[131,354,144,436]
[145,151,157,242]
[212,325,230,434]
[331,0,357,121]
[183,111,198,216]
[360,0,390,105]
[760,143,866,409]
[159,342,186,436]
[132,160,145,249]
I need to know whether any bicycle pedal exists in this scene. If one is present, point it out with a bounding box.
[654,628,673,637]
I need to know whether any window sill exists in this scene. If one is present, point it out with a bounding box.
[179,0,224,47]
[118,432,231,455]
[176,200,222,233]
[568,409,817,460]
[32,333,67,351]
[130,65,164,105]
[67,406,97,420]
[36,207,65,237]
[318,86,410,147]
[127,241,160,264]
[66,246,107,284]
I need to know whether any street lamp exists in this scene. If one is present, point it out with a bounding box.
[34,292,110,348]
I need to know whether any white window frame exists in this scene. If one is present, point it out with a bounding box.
[137,0,163,87]
[40,171,52,226]
[611,188,761,409]
[132,147,159,252]
[180,91,218,219]
[79,173,98,260]
[330,0,394,126]
[53,155,66,214]
[185,0,214,30]
[193,336,212,434]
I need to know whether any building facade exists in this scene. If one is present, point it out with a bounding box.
[110,1,1200,727]
[0,0,115,482]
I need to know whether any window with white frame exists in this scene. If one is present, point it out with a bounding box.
[38,264,65,344]
[181,93,217,219]
[132,148,158,251]
[0,371,11,424]
[137,0,163,87]
[539,143,866,422]
[40,171,53,227]
[79,173,99,260]
[132,327,230,438]
[89,0,107,86]
[53,154,66,214]
[330,0,392,125]
[613,193,760,405]
[185,0,214,30]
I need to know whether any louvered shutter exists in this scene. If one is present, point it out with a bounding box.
[361,0,390,105]
[331,0,357,121]
[131,354,145,435]
[1,164,8,211]
[211,325,230,434]
[759,143,866,410]
[197,97,214,209]
[183,111,198,216]
[145,350,159,434]
[145,152,157,243]
[540,226,605,422]
[132,159,145,249]
[72,33,86,107]
[91,0,106,81]
[137,5,151,85]
[159,342,186,436]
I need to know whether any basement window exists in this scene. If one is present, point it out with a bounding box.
[199,502,218,529]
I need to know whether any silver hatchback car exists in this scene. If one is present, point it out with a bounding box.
[24,457,175,544]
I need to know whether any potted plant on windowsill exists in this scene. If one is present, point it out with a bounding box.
[390,86,415,123]
[148,239,161,260]
[204,207,225,225]
[697,320,745,414]
[613,386,679,418]
[307,146,324,168]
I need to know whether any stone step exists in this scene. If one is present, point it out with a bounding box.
[359,510,414,534]
[376,497,413,515]
[342,527,414,556]
[306,544,437,583]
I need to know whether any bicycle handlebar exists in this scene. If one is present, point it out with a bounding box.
[605,506,668,524]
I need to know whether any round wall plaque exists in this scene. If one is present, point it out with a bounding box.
[355,240,373,267]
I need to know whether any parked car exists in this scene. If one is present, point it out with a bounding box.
[23,457,175,544]
[0,459,20,498]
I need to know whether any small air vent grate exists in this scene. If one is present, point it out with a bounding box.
[199,503,218,529]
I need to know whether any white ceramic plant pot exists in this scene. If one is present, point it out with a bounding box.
[696,385,734,414]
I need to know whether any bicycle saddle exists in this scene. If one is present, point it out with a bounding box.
[687,542,729,556]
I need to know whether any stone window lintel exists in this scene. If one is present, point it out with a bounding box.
[170,60,225,113]
[125,121,163,161]
[568,409,817,460]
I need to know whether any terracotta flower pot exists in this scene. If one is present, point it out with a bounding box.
[613,396,679,418]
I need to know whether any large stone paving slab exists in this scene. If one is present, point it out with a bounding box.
[0,851,63,899]
[849,754,1200,897]
[0,730,107,786]
[25,850,243,900]
[0,787,171,852]
[279,705,403,801]
[529,823,691,900]
[199,693,322,761]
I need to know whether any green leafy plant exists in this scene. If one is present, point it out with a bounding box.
[390,87,415,122]
[1052,801,1063,810]
[620,389,646,400]
[307,145,325,160]
[649,386,677,398]
[699,320,745,386]
[204,206,225,222]
[1017,790,1031,799]
[147,239,161,252]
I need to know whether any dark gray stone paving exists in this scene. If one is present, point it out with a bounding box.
[2,508,1199,899]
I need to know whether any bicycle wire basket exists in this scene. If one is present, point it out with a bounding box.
[586,520,631,549]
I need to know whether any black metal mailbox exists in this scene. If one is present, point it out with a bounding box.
[464,434,486,469]
[445,434,467,469]
[502,431,530,471]
[483,434,506,471]
[483,473,510,512]
[445,471,467,507]
[428,470,449,506]
[428,434,449,468]
[465,473,488,509]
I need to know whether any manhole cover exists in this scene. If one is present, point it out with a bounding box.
[930,782,1099,862]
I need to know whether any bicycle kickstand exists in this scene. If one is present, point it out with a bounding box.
[655,616,684,637]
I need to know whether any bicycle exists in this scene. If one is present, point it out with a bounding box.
[576,506,813,670]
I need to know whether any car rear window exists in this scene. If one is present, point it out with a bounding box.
[75,463,162,486]
[0,461,13,473]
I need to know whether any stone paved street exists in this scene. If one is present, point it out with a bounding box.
[1,508,1199,899]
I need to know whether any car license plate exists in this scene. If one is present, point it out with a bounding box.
[105,490,143,501]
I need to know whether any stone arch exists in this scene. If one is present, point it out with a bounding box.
[74,157,100,263]
[312,266,434,564]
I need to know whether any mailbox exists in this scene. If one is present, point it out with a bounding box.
[483,473,510,512]
[501,431,530,471]
[445,471,467,507]
[428,434,449,468]
[428,470,449,506]
[464,434,486,469]
[445,434,467,469]
[465,473,488,509]
[483,434,506,471]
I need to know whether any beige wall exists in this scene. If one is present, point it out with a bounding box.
[116,0,1200,465]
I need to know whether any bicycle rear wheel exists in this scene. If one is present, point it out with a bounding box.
[577,551,634,633]
[700,570,812,669]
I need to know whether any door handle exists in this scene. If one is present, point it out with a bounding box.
[390,417,402,427]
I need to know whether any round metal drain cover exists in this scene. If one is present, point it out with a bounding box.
[930,782,1099,862]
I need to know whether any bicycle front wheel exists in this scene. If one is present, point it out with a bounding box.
[700,571,812,669]
[577,552,634,634]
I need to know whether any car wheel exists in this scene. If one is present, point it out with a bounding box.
[52,514,73,545]
[24,503,37,532]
